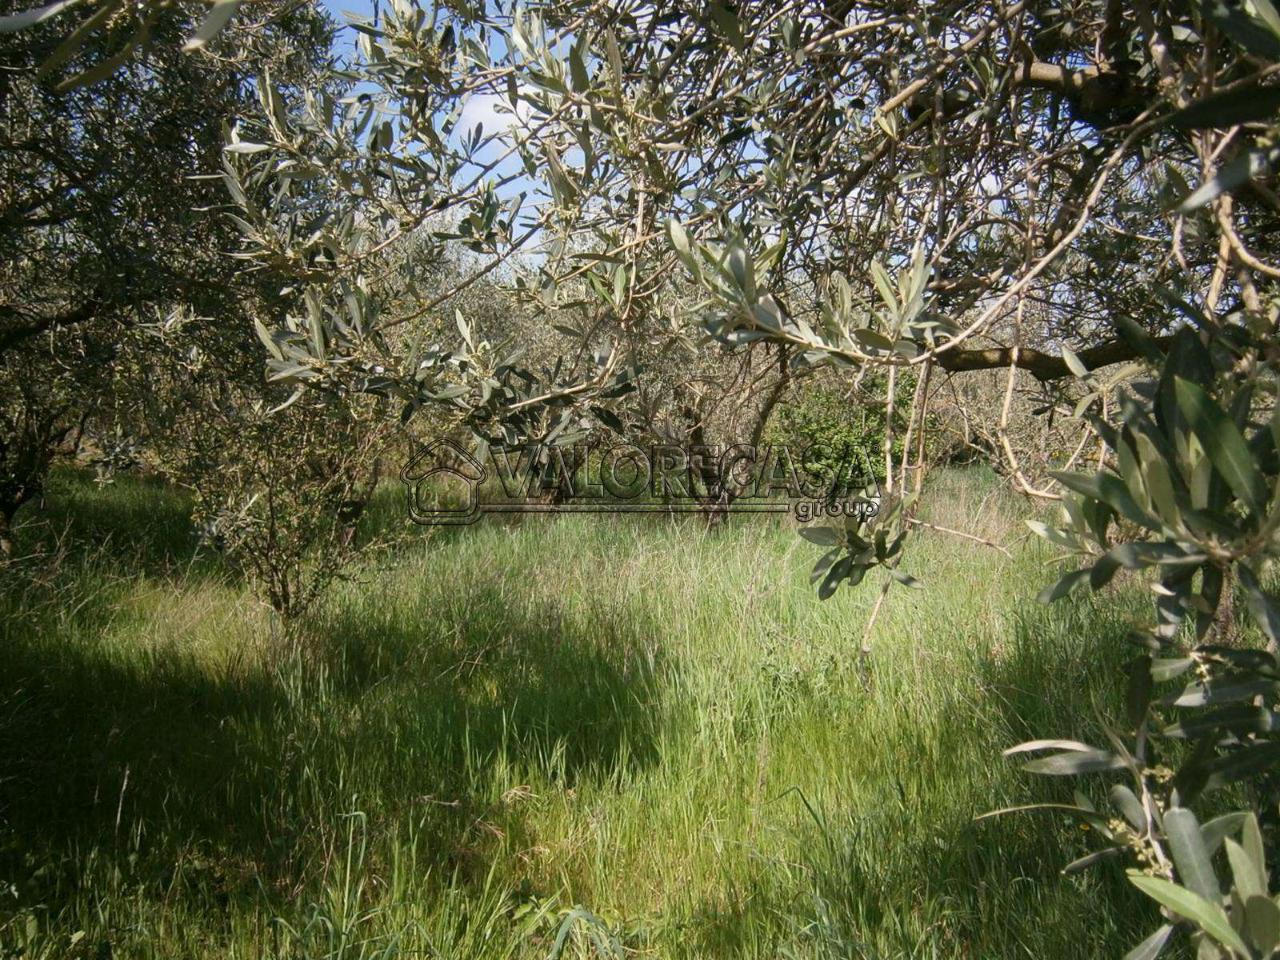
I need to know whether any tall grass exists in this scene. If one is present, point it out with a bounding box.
[1,468,1161,958]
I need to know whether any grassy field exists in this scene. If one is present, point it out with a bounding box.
[1,468,1165,958]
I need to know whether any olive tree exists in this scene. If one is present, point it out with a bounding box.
[9,0,1280,950]
[223,3,1280,950]
[0,0,334,554]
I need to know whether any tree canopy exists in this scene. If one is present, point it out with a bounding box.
[4,1,1280,951]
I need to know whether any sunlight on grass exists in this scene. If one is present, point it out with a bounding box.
[1,469,1159,958]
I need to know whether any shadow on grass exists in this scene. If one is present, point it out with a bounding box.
[15,469,204,570]
[18,469,432,569]
[0,571,670,932]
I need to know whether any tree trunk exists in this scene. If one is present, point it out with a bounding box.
[0,508,13,559]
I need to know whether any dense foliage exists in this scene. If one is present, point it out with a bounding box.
[0,0,337,556]
[3,0,1280,953]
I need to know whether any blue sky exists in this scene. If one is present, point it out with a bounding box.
[317,0,535,204]
[321,0,375,30]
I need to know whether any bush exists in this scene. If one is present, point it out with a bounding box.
[117,310,396,624]
[766,371,921,484]
[186,396,391,623]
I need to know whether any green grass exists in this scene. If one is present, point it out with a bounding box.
[1,468,1165,958]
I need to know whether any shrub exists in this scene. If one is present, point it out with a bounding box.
[185,395,392,623]
[766,371,921,484]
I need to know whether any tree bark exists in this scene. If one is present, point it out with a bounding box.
[934,335,1175,381]
[0,508,13,559]
[0,299,100,356]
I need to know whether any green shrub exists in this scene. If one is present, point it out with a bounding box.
[766,373,921,484]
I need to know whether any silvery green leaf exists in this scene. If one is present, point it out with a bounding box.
[1178,149,1273,213]
[1165,808,1220,903]
[184,0,243,51]
[0,0,83,32]
[1122,924,1173,960]
[1127,874,1249,956]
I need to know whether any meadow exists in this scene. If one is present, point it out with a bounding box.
[1,468,1164,958]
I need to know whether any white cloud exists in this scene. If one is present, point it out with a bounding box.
[457,92,533,139]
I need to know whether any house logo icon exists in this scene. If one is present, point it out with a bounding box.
[401,438,486,525]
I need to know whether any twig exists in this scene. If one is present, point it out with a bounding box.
[906,517,1013,558]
